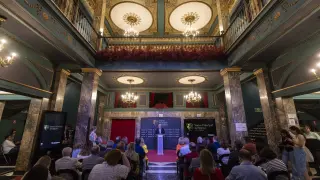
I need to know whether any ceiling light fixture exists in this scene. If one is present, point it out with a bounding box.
[121,79,139,105]
[0,38,18,67]
[184,79,201,104]
[181,12,200,38]
[123,13,140,37]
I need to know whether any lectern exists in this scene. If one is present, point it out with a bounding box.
[157,134,164,155]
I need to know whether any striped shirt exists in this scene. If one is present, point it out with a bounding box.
[260,158,288,175]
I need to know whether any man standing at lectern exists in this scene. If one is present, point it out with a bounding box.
[155,124,165,135]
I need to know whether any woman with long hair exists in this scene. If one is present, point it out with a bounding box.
[289,126,311,180]
[280,129,294,167]
[125,142,140,179]
[22,155,52,180]
[193,149,224,180]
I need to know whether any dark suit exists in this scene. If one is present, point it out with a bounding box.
[155,128,165,135]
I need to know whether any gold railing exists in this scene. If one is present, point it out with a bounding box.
[51,0,99,50]
[224,0,269,51]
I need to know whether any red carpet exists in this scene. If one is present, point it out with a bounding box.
[148,150,177,162]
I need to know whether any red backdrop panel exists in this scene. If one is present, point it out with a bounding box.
[110,119,136,143]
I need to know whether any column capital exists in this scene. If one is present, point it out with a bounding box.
[81,68,102,76]
[253,68,264,75]
[220,67,242,76]
[57,69,71,76]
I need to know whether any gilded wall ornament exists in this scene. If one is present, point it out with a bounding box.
[123,12,141,26]
[181,12,199,25]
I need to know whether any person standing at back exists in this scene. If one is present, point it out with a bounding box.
[226,149,267,180]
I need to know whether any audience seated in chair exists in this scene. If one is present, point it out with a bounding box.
[135,138,146,179]
[22,155,52,180]
[99,140,114,158]
[257,147,289,180]
[179,137,191,156]
[226,149,267,180]
[184,142,198,179]
[2,135,19,157]
[88,149,131,180]
[227,140,243,170]
[193,149,224,180]
[55,147,81,173]
[125,142,140,180]
[82,145,104,170]
[188,145,205,174]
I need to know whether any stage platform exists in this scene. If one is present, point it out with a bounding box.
[148,150,176,162]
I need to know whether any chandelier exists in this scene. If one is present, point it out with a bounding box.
[310,61,320,79]
[123,13,140,37]
[121,79,139,104]
[184,79,201,104]
[183,26,200,37]
[181,12,200,37]
[0,39,17,67]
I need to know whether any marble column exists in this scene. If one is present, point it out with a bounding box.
[74,68,101,146]
[254,69,280,151]
[220,68,247,143]
[50,69,70,111]
[0,101,5,121]
[275,97,299,128]
[215,93,229,143]
[93,0,107,50]
[96,95,107,137]
[102,118,111,140]
[15,98,49,172]
[135,117,141,138]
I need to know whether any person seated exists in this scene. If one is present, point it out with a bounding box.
[22,164,50,180]
[113,136,121,149]
[196,137,203,150]
[125,142,140,179]
[2,135,19,159]
[258,147,288,179]
[226,149,267,180]
[189,145,205,173]
[176,137,185,154]
[179,137,191,156]
[227,140,243,170]
[99,140,114,158]
[217,142,230,165]
[77,141,93,160]
[140,138,149,171]
[135,138,146,178]
[82,145,104,170]
[121,136,128,149]
[184,142,199,179]
[117,141,126,152]
[88,149,131,180]
[193,149,224,180]
[72,144,81,158]
[207,136,220,159]
[55,147,81,172]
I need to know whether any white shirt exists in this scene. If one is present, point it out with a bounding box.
[2,140,16,154]
[217,148,230,165]
[159,128,162,134]
[305,132,320,140]
[88,162,130,180]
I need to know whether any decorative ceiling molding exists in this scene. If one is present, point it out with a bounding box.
[117,76,144,85]
[110,2,153,32]
[165,0,218,35]
[105,0,157,36]
[178,76,206,84]
[169,2,212,32]
[106,37,220,45]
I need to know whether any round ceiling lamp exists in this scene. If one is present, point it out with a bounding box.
[117,76,144,85]
[169,2,212,37]
[110,2,153,37]
[178,76,206,85]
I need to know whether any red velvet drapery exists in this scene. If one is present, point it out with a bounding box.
[149,92,173,108]
[110,119,136,144]
[186,92,209,108]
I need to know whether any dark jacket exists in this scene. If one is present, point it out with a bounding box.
[155,128,165,135]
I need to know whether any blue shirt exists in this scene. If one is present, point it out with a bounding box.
[135,144,145,158]
[179,144,191,156]
[226,161,267,180]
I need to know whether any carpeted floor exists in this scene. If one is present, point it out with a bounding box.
[148,150,176,162]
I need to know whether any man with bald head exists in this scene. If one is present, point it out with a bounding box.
[55,147,81,172]
[82,145,104,170]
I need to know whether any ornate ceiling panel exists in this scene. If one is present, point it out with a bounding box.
[103,0,219,37]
